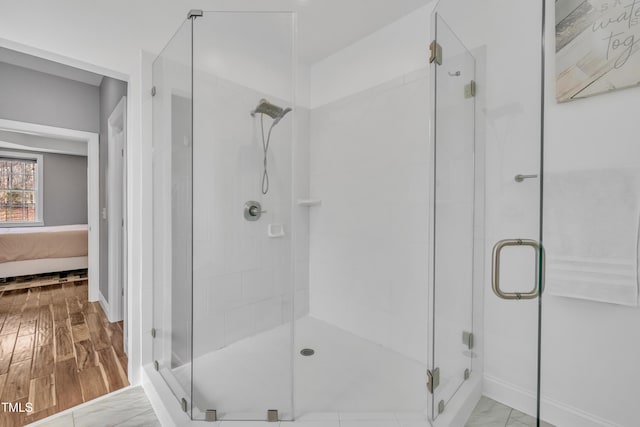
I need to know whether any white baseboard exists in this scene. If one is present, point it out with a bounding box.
[484,374,621,427]
[99,292,111,321]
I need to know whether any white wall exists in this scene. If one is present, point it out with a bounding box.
[191,74,309,357]
[308,4,435,365]
[310,3,434,108]
[539,4,640,426]
[309,71,431,363]
[436,1,640,426]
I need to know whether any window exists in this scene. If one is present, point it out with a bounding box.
[0,151,43,226]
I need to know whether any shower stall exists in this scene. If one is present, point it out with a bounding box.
[149,1,637,426]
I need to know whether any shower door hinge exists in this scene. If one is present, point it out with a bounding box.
[427,367,440,393]
[465,80,476,98]
[462,331,474,349]
[187,9,203,19]
[151,328,156,338]
[429,41,442,65]
[181,397,188,412]
[267,409,279,422]
[151,86,156,97]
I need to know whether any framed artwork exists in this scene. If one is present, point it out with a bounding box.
[556,0,640,102]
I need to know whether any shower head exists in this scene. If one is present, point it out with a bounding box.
[251,99,292,125]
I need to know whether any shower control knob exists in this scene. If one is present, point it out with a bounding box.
[244,201,266,221]
[249,206,267,216]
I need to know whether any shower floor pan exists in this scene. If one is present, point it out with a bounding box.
[174,316,429,424]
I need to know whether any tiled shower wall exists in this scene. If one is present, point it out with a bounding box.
[308,69,430,363]
[191,73,310,359]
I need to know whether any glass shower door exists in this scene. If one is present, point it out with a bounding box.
[429,13,477,422]
[429,6,544,425]
[152,17,193,416]
[430,1,545,424]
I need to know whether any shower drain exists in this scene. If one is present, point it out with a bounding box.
[300,348,315,356]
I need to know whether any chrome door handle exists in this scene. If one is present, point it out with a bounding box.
[491,239,545,300]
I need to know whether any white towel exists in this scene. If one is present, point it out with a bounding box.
[544,168,640,306]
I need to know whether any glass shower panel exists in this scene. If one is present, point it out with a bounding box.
[429,13,476,421]
[479,0,543,422]
[432,0,544,423]
[190,11,295,422]
[152,18,193,415]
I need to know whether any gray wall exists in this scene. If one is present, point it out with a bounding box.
[0,60,127,307]
[43,153,88,226]
[0,148,87,226]
[99,77,128,303]
[0,62,99,132]
[0,61,98,227]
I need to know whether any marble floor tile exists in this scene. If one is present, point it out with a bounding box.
[27,386,160,427]
[114,408,162,426]
[465,397,556,427]
[397,421,430,427]
[465,396,512,427]
[27,412,75,427]
[506,408,554,427]
[72,387,154,427]
[289,422,340,427]
[339,412,397,420]
[219,422,280,426]
[340,421,401,427]
[394,412,427,421]
[295,412,340,421]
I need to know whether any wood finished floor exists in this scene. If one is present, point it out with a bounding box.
[0,281,128,427]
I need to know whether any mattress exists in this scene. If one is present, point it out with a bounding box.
[0,256,88,279]
[0,224,88,264]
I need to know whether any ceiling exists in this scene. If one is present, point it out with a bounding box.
[0,0,435,84]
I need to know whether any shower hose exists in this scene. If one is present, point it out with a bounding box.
[260,113,276,195]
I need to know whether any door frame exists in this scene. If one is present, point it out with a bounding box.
[105,96,127,327]
[0,118,100,301]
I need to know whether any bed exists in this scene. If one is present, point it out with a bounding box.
[0,224,88,279]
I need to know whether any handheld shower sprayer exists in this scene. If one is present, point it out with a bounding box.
[251,99,292,124]
[250,99,292,195]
